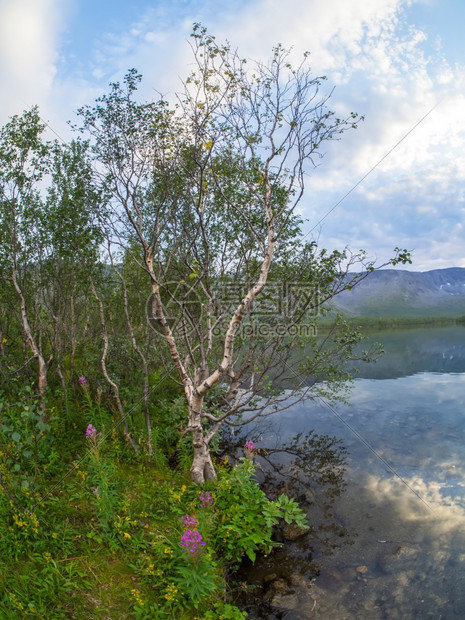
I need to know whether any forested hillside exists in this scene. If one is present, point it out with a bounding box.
[330,267,465,318]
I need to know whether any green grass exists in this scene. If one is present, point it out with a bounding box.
[0,455,244,619]
[0,457,184,618]
[0,393,306,619]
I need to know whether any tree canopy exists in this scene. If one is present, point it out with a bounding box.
[0,26,411,484]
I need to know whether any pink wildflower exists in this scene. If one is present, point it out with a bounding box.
[199,491,213,507]
[179,514,199,529]
[85,423,101,439]
[180,528,206,554]
[244,440,256,459]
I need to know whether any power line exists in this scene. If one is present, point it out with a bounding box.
[317,397,435,513]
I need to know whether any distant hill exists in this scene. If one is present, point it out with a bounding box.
[329,267,465,318]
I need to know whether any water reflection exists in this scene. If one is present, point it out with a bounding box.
[257,430,353,552]
[235,429,355,618]
[354,325,465,378]
[234,327,465,618]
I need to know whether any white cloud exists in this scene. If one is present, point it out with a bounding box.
[214,0,402,66]
[0,0,463,269]
[0,0,71,123]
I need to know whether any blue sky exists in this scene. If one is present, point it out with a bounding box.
[1,0,464,271]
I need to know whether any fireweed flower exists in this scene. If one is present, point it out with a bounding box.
[179,514,199,529]
[85,424,101,439]
[199,491,213,507]
[180,528,206,554]
[78,376,88,385]
[244,440,256,460]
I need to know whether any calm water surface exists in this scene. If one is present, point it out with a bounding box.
[239,326,465,619]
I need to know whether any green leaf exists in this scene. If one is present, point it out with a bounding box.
[37,420,49,432]
[245,548,256,562]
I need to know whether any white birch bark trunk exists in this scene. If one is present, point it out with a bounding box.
[188,394,216,484]
[11,266,48,420]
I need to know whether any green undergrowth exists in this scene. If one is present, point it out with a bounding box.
[0,388,308,619]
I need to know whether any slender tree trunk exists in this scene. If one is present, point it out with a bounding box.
[56,363,67,399]
[112,257,153,455]
[70,291,77,381]
[50,303,68,401]
[0,323,5,358]
[188,394,216,484]
[89,277,139,454]
[11,266,48,421]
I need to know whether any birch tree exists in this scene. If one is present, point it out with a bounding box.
[78,26,410,483]
[0,108,51,418]
[43,139,104,393]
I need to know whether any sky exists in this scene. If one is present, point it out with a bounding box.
[0,0,464,271]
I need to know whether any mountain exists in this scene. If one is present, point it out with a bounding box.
[329,267,465,318]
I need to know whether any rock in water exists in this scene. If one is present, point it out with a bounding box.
[378,545,419,574]
[282,522,308,541]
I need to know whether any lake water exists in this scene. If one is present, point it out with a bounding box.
[237,325,465,619]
